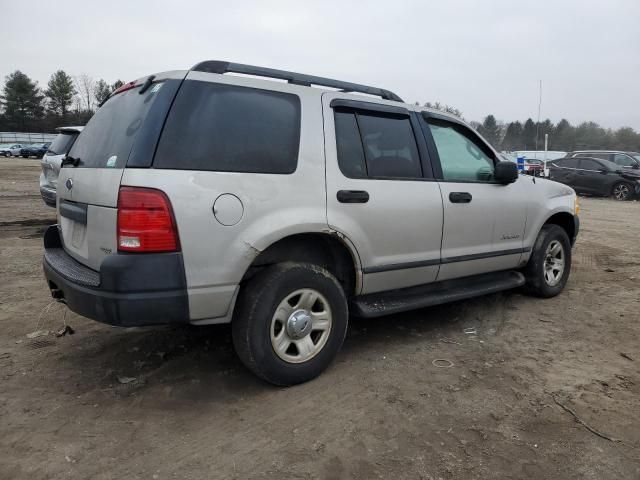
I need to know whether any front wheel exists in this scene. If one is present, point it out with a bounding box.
[612,182,632,201]
[523,224,572,297]
[232,262,348,386]
[4,152,10,157]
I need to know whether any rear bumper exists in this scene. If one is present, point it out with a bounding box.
[42,225,190,327]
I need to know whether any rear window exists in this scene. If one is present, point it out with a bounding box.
[68,83,163,168]
[154,81,300,173]
[45,132,78,156]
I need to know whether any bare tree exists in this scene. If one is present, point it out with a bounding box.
[75,74,95,112]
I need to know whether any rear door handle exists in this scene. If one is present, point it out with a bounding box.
[337,190,369,203]
[449,192,472,203]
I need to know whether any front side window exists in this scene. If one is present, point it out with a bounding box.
[334,110,422,179]
[155,81,301,174]
[612,154,635,167]
[427,119,495,182]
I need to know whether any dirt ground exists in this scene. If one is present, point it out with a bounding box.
[1,158,639,479]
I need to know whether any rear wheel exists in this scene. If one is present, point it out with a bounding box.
[523,224,571,297]
[232,262,348,386]
[4,152,10,157]
[612,182,632,201]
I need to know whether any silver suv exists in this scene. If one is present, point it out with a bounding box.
[43,61,580,385]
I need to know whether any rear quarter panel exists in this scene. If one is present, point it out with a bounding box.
[121,73,329,321]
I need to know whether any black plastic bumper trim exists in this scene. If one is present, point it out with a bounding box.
[42,225,189,327]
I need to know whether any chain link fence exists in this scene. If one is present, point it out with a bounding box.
[0,132,58,143]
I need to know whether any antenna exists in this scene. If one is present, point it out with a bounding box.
[535,80,542,151]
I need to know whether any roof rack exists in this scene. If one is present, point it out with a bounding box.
[191,60,403,102]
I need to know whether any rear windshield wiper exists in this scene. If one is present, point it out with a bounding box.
[61,156,81,167]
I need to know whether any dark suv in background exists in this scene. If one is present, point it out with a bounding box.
[549,156,640,200]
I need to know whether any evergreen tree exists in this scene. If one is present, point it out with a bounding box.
[45,70,76,119]
[0,70,44,131]
[111,79,124,91]
[521,118,537,150]
[501,121,523,151]
[552,119,575,151]
[477,114,501,147]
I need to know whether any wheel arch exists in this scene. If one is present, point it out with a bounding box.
[241,231,363,296]
[542,211,576,243]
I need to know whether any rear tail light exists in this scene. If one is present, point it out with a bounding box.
[117,187,180,253]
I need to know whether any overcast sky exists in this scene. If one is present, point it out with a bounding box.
[2,0,639,129]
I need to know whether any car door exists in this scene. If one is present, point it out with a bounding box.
[574,158,606,195]
[549,158,579,187]
[323,94,444,294]
[420,113,527,282]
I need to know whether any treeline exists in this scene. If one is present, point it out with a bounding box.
[0,70,124,132]
[424,103,640,153]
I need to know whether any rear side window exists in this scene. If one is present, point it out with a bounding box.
[154,81,300,174]
[46,132,78,156]
[579,159,602,170]
[69,84,162,168]
[334,110,422,179]
[553,158,579,168]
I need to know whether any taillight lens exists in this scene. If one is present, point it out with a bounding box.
[117,187,180,253]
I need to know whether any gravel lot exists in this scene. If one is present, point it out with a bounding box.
[1,158,639,479]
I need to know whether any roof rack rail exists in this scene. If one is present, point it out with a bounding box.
[191,60,403,102]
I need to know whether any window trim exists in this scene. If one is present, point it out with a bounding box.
[420,112,500,184]
[332,105,435,181]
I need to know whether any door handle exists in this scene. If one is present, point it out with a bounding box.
[337,190,369,203]
[449,192,472,203]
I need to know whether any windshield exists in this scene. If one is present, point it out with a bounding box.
[632,153,640,162]
[68,82,163,168]
[46,133,78,156]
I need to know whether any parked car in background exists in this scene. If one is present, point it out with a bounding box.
[0,144,26,157]
[43,61,579,385]
[20,143,51,158]
[568,151,640,170]
[39,127,84,207]
[549,156,640,200]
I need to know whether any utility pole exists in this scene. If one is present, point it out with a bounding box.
[535,80,542,152]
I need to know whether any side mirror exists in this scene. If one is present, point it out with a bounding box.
[494,161,519,184]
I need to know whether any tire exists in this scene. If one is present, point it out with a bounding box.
[232,262,348,386]
[3,152,10,157]
[21,154,28,158]
[523,224,572,298]
[611,182,632,201]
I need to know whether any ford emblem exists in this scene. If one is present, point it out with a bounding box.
[65,178,73,190]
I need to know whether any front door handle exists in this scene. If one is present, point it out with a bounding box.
[337,190,369,203]
[449,192,472,203]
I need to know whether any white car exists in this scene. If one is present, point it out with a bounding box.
[1,144,26,157]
